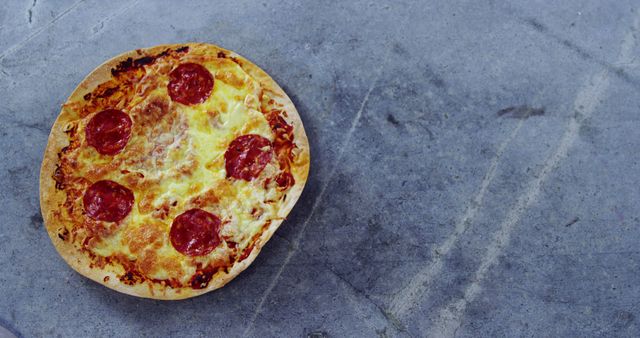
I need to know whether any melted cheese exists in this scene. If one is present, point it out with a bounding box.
[65,53,288,283]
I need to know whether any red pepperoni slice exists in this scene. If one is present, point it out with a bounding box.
[83,180,134,222]
[170,209,221,256]
[85,109,132,155]
[225,134,273,181]
[167,63,214,105]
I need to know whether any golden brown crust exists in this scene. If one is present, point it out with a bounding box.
[40,43,310,300]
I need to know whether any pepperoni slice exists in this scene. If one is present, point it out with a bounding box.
[85,109,132,155]
[170,209,221,256]
[83,180,134,222]
[167,63,214,105]
[225,134,273,181]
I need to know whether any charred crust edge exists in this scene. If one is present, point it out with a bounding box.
[110,46,190,77]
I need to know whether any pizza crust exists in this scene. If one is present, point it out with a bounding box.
[40,43,310,300]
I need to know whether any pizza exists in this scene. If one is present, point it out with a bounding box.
[39,43,310,299]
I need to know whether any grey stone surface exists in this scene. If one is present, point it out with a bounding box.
[0,0,639,337]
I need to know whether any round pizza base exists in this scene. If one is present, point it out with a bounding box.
[40,43,310,300]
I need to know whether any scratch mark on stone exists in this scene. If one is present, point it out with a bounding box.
[388,117,526,319]
[0,0,85,62]
[272,231,408,335]
[27,0,37,24]
[427,10,640,337]
[519,16,640,91]
[242,58,388,338]
[306,331,328,338]
[90,0,140,35]
[6,119,49,134]
[332,264,409,335]
[497,105,545,119]
[386,113,400,125]
[563,216,579,227]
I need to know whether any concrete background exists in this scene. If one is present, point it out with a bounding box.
[1,0,639,337]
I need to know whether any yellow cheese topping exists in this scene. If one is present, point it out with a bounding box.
[59,49,290,285]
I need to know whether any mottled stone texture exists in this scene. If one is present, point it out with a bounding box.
[1,0,639,337]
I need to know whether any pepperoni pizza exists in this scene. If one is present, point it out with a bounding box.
[39,43,309,299]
